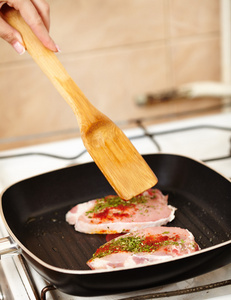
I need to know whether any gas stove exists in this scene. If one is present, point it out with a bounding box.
[0,111,230,300]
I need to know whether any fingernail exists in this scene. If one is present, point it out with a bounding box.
[55,44,61,53]
[13,41,25,55]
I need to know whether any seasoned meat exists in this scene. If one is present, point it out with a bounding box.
[87,226,200,270]
[66,189,176,234]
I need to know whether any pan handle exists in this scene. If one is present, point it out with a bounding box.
[0,236,18,258]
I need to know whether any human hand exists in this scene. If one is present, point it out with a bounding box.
[0,0,58,54]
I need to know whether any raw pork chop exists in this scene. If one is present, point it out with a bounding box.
[87,226,200,270]
[66,189,176,234]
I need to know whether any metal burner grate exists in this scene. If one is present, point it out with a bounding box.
[39,280,231,300]
[127,119,231,169]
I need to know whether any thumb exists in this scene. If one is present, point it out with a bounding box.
[0,16,25,54]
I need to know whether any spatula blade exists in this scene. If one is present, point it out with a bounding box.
[82,120,158,200]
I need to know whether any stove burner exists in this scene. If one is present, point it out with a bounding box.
[39,280,231,300]
[0,121,230,165]
[121,280,231,300]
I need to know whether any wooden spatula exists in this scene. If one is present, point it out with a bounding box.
[2,7,158,200]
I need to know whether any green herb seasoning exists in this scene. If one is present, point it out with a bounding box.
[92,233,182,259]
[86,194,148,218]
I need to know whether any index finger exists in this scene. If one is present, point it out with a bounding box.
[7,0,57,51]
[31,0,50,31]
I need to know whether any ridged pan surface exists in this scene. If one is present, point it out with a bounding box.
[1,154,231,296]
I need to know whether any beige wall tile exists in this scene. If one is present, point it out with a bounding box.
[49,0,165,52]
[65,44,169,121]
[168,0,220,38]
[0,0,165,63]
[0,43,168,141]
[171,36,221,85]
[0,63,77,139]
[0,41,24,64]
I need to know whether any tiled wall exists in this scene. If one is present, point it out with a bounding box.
[0,0,221,149]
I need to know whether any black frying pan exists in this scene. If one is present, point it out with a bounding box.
[0,154,231,296]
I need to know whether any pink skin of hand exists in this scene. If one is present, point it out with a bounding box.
[0,0,59,54]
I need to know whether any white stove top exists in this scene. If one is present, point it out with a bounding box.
[0,112,230,300]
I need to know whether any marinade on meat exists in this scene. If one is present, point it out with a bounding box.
[66,189,176,234]
[87,227,200,270]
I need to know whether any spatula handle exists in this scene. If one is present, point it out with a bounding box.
[1,7,101,128]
